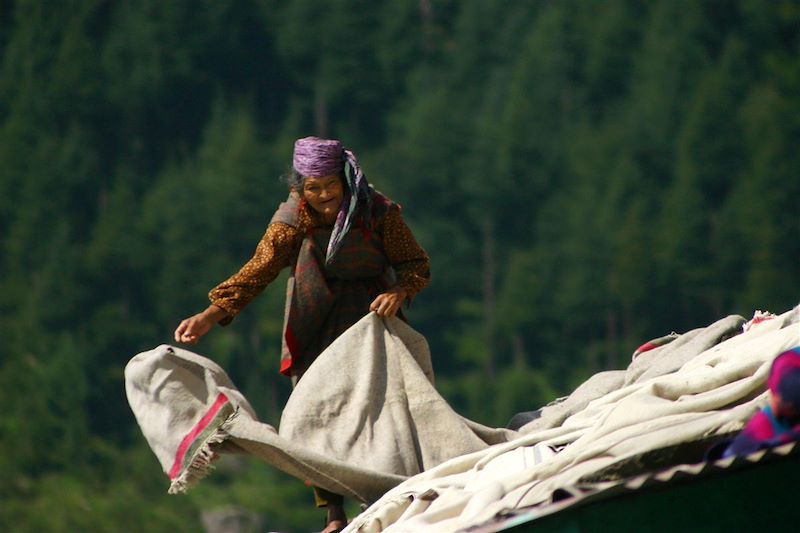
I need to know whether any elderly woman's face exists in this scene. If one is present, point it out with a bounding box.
[302,175,343,223]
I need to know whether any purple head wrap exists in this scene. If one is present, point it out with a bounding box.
[292,137,344,177]
[291,136,373,264]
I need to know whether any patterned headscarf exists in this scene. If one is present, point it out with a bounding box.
[292,136,372,264]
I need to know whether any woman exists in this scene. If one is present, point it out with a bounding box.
[174,136,431,532]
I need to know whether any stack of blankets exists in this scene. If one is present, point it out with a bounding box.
[126,307,799,532]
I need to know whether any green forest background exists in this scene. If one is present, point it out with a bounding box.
[1,0,798,531]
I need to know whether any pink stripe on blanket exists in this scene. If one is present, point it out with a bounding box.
[169,392,229,479]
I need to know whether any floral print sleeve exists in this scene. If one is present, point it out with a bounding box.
[381,206,431,299]
[208,222,301,324]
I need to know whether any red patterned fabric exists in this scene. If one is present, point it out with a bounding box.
[273,190,399,377]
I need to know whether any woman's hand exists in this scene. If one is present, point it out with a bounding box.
[369,286,408,317]
[174,305,228,344]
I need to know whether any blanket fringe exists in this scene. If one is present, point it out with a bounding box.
[167,407,239,494]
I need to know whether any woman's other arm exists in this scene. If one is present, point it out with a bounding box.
[370,207,431,317]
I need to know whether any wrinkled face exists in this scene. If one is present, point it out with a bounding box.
[302,175,343,223]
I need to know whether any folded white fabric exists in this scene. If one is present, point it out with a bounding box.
[344,308,800,532]
[125,307,799,532]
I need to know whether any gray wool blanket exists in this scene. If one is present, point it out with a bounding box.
[125,313,513,504]
[126,308,799,532]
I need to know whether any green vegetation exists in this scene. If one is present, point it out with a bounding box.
[1,1,797,531]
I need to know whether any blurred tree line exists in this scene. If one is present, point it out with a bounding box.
[0,0,797,531]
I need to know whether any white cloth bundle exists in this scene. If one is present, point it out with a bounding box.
[125,307,799,532]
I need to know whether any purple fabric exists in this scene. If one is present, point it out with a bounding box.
[723,405,800,458]
[292,137,344,178]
